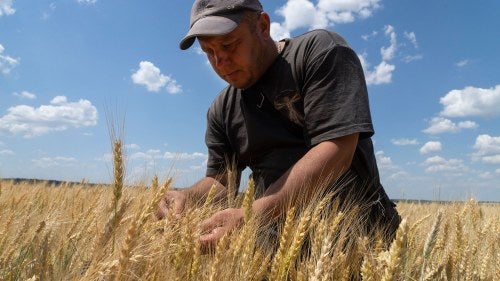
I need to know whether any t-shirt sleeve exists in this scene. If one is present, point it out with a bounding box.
[302,44,374,146]
[204,100,231,177]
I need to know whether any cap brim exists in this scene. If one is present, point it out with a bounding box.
[179,13,243,50]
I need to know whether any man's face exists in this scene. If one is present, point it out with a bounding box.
[198,13,268,89]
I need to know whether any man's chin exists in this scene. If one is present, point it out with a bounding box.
[226,79,254,90]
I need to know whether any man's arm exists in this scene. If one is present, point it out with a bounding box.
[253,133,359,219]
[199,133,359,245]
[156,176,227,219]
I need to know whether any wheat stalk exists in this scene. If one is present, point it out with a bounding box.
[270,206,296,280]
[381,219,408,281]
[420,209,443,280]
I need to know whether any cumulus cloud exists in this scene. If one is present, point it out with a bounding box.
[0,149,14,155]
[364,61,395,85]
[270,22,291,41]
[472,134,500,164]
[317,0,381,23]
[402,54,423,63]
[32,156,77,167]
[361,30,378,41]
[358,25,399,85]
[0,44,19,75]
[130,149,163,161]
[129,149,207,163]
[455,59,470,68]
[0,0,15,16]
[0,96,98,138]
[270,0,380,40]
[423,117,478,135]
[439,85,500,118]
[164,151,207,160]
[276,0,327,32]
[419,141,442,154]
[381,25,397,61]
[375,150,395,170]
[131,61,182,94]
[391,138,419,146]
[77,0,97,4]
[13,91,37,100]
[404,31,418,48]
[423,156,467,173]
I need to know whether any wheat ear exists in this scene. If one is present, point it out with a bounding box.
[382,219,408,281]
[242,178,255,223]
[279,209,312,280]
[420,209,443,280]
[270,206,296,280]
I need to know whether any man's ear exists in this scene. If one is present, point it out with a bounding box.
[258,12,272,39]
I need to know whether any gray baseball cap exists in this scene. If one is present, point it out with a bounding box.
[179,0,263,50]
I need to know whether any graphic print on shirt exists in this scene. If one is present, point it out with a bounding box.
[272,90,304,126]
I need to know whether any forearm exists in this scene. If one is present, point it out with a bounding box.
[183,176,228,204]
[252,134,358,219]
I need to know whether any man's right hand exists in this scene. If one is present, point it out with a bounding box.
[156,190,188,219]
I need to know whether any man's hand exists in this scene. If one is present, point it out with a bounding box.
[156,190,188,219]
[199,208,244,253]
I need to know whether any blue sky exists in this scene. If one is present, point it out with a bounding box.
[1,0,499,201]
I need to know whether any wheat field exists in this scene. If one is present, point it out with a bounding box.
[0,177,498,281]
[0,141,499,280]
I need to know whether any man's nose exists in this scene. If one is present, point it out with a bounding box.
[214,51,230,67]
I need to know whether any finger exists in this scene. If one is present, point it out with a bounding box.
[172,199,184,215]
[156,199,168,219]
[199,214,223,234]
[199,227,226,254]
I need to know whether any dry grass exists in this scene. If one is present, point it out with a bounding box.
[0,177,498,280]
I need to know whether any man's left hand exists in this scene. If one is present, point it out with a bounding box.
[199,208,244,253]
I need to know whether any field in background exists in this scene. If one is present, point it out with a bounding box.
[0,178,498,281]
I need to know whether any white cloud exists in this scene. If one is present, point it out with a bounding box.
[361,30,378,41]
[472,134,500,164]
[131,61,182,94]
[270,22,291,40]
[364,61,395,85]
[271,0,380,39]
[375,150,395,170]
[0,149,14,155]
[0,96,98,138]
[402,54,423,63]
[32,156,77,167]
[77,0,97,4]
[125,143,140,150]
[391,138,419,146]
[0,0,15,16]
[423,117,477,135]
[403,31,418,48]
[164,151,207,160]
[41,2,57,20]
[0,44,19,75]
[423,156,467,173]
[455,59,469,68]
[439,85,500,118]
[130,149,163,161]
[276,0,328,32]
[317,0,381,23]
[13,91,37,100]
[381,25,397,61]
[419,141,442,154]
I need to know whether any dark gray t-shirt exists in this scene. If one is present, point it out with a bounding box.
[205,30,382,196]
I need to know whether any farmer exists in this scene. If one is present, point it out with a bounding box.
[157,0,400,250]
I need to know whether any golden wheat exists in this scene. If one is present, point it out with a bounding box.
[0,178,499,281]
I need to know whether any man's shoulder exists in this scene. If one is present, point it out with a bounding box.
[289,29,350,49]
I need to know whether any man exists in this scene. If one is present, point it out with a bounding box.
[157,0,400,250]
